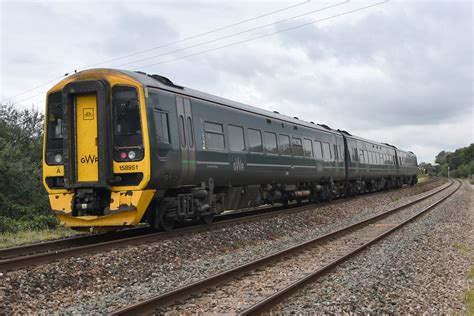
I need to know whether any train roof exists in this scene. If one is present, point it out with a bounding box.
[56,68,415,157]
[114,69,339,135]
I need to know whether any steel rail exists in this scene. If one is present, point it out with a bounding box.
[0,179,440,272]
[109,180,454,316]
[239,179,461,315]
[0,226,152,260]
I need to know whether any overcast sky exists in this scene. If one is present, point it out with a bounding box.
[1,0,472,163]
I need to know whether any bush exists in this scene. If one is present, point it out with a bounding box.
[0,215,59,233]
[0,216,19,233]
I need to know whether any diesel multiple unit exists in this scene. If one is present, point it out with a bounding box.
[42,68,418,231]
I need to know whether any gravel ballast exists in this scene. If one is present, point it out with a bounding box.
[276,180,473,314]
[0,180,452,314]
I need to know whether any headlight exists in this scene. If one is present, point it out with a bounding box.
[128,151,136,160]
[54,154,62,163]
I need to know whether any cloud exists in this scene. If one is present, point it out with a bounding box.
[0,1,472,163]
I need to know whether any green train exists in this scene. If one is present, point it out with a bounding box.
[42,68,418,231]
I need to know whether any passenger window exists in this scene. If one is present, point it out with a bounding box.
[313,141,323,159]
[264,132,278,154]
[292,137,303,157]
[204,122,225,150]
[228,125,245,152]
[360,150,365,163]
[303,139,313,158]
[322,143,332,161]
[334,144,339,161]
[279,134,291,155]
[248,129,263,153]
[353,148,358,162]
[339,145,344,161]
[153,111,170,143]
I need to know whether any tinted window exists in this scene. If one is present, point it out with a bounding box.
[352,148,358,162]
[279,134,291,155]
[248,129,263,153]
[292,137,303,157]
[204,122,225,150]
[333,144,339,161]
[322,143,332,161]
[314,141,323,159]
[46,91,63,150]
[264,132,278,154]
[113,86,142,147]
[360,150,365,163]
[153,111,170,143]
[303,139,313,157]
[229,125,245,152]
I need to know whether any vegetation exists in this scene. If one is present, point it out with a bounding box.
[0,104,58,233]
[0,226,82,248]
[418,144,474,178]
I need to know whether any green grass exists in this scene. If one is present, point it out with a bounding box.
[454,242,469,257]
[0,226,82,248]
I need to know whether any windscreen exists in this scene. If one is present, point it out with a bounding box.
[112,86,143,148]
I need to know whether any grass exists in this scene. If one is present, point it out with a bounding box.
[454,242,469,257]
[417,175,429,183]
[0,226,82,248]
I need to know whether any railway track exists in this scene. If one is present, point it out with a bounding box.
[0,178,441,272]
[109,179,459,316]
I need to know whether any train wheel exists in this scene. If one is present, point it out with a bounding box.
[200,214,214,225]
[159,216,175,231]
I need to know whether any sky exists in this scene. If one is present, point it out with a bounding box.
[0,0,472,163]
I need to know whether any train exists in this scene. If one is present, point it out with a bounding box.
[42,68,418,231]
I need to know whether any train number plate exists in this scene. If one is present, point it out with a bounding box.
[119,165,139,171]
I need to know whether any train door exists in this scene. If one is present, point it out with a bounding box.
[75,95,99,183]
[176,96,196,183]
[62,80,111,188]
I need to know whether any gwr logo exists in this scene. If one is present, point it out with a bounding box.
[80,154,98,164]
[83,108,94,120]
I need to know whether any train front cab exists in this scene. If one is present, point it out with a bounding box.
[42,70,155,231]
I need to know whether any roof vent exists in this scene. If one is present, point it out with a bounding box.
[337,129,352,136]
[273,111,280,114]
[310,121,315,124]
[317,124,332,130]
[293,116,299,120]
[383,142,397,148]
[149,74,184,89]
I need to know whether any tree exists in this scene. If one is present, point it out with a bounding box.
[0,104,50,220]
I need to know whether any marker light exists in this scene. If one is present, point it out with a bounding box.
[120,152,127,159]
[54,154,62,163]
[128,151,136,160]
